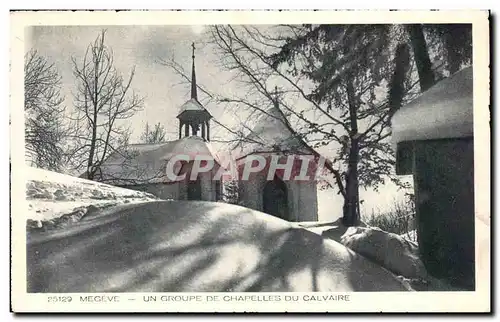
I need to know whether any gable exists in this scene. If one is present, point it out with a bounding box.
[235,106,311,159]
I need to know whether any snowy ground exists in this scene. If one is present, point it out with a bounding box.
[340,226,426,280]
[24,167,456,292]
[400,230,418,243]
[295,220,425,279]
[27,200,410,292]
[26,167,158,230]
[296,220,461,291]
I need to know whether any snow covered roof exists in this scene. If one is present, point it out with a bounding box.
[392,66,473,146]
[97,136,221,186]
[178,98,212,116]
[235,105,310,159]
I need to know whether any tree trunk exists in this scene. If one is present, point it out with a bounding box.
[406,24,435,92]
[441,24,472,74]
[343,139,360,227]
[342,77,361,227]
[86,118,98,180]
[388,43,411,118]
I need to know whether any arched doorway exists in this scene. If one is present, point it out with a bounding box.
[179,160,202,201]
[263,175,289,220]
[187,177,202,200]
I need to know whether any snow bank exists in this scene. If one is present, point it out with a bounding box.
[340,226,427,280]
[26,167,158,229]
[27,201,409,292]
[391,66,473,146]
[299,221,462,290]
[295,219,367,243]
[400,229,418,243]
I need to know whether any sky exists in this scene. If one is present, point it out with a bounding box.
[27,25,412,221]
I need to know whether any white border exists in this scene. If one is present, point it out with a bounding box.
[8,10,491,313]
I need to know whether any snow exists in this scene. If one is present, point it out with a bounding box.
[98,136,221,185]
[26,167,158,226]
[298,220,461,290]
[295,219,461,291]
[179,98,211,114]
[27,201,409,292]
[392,66,473,146]
[400,229,418,243]
[340,226,427,280]
[295,219,367,239]
[236,105,310,159]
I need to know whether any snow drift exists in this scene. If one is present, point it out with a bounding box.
[27,201,410,292]
[400,229,418,243]
[297,220,425,279]
[340,226,427,280]
[26,167,158,230]
[300,221,461,291]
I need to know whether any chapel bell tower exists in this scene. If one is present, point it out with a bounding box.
[177,43,212,141]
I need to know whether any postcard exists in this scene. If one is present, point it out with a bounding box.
[10,10,490,313]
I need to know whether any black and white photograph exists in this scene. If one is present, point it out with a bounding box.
[10,10,490,313]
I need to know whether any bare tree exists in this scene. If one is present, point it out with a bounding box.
[67,30,144,180]
[140,122,167,144]
[161,26,403,226]
[213,25,416,226]
[24,49,67,171]
[158,25,470,227]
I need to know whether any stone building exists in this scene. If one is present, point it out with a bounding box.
[234,94,320,222]
[95,45,222,202]
[96,45,322,222]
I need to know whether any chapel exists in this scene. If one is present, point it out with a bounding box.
[95,44,321,222]
[95,43,222,201]
[235,90,319,222]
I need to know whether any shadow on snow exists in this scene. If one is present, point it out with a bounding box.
[27,201,406,292]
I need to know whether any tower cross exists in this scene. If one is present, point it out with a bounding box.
[273,86,285,103]
[191,42,197,100]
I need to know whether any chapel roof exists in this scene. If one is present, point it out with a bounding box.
[97,136,221,186]
[235,104,312,160]
[178,98,212,116]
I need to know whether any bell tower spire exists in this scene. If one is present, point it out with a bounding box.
[191,42,198,101]
[177,42,212,141]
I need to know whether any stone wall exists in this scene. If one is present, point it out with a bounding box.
[239,170,318,222]
[124,168,222,202]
